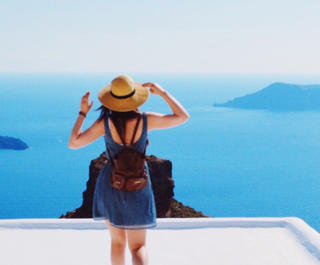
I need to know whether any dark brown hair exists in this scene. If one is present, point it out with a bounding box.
[96,106,140,138]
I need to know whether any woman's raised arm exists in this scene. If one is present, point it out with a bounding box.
[142,82,190,131]
[68,91,105,149]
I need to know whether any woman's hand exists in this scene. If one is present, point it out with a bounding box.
[142,82,189,131]
[68,91,104,149]
[142,82,166,96]
[80,91,93,114]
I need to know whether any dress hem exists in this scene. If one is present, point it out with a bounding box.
[92,217,157,230]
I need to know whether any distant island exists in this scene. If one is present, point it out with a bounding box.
[214,82,320,111]
[0,136,29,150]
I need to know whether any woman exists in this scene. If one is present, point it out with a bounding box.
[68,75,189,265]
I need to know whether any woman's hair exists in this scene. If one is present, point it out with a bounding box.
[96,105,140,138]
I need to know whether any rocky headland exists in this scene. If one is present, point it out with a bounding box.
[60,153,206,218]
[214,82,320,111]
[0,136,28,150]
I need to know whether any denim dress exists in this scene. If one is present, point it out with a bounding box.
[92,113,157,229]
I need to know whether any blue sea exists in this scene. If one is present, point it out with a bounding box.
[1,73,320,231]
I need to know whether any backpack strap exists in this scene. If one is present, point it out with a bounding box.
[130,114,142,145]
[142,138,148,157]
[106,145,114,165]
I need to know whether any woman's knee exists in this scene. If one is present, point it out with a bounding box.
[127,229,147,253]
[129,242,146,253]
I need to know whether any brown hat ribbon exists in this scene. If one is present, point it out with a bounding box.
[111,89,136,99]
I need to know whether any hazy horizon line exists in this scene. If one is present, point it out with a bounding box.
[1,71,320,76]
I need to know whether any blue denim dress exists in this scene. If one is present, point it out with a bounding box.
[92,113,157,229]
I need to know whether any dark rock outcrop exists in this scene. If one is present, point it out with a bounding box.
[0,136,28,150]
[214,82,320,111]
[60,152,206,218]
[169,198,207,217]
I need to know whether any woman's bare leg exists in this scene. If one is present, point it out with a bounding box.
[127,229,149,265]
[105,220,127,265]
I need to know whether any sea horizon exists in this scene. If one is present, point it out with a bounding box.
[1,73,320,232]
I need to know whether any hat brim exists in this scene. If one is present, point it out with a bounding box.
[98,82,149,112]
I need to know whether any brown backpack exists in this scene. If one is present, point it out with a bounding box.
[107,114,148,191]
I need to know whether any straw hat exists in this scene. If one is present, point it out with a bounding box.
[98,75,149,112]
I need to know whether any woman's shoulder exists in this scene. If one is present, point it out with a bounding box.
[89,117,106,136]
[145,112,166,131]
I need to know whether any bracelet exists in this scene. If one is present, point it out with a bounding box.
[79,111,86,118]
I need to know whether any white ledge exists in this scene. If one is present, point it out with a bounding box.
[1,217,320,265]
[0,216,301,229]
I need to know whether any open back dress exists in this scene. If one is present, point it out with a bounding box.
[92,112,157,229]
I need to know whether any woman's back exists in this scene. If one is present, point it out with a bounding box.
[108,115,144,145]
[104,113,148,157]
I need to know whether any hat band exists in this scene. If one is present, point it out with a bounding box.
[111,89,136,99]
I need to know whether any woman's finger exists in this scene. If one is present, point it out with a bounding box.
[82,91,91,104]
[142,82,153,87]
[149,87,156,94]
[83,91,90,99]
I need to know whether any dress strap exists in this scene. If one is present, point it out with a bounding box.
[142,112,147,134]
[142,113,149,153]
[130,115,142,145]
[104,115,125,144]
[103,115,112,139]
[103,115,113,159]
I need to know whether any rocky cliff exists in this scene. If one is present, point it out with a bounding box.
[60,153,206,218]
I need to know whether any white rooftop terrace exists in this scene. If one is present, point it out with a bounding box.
[1,217,320,265]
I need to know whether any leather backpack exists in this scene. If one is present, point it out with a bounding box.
[107,114,148,191]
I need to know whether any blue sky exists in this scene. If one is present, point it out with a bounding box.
[1,0,319,73]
